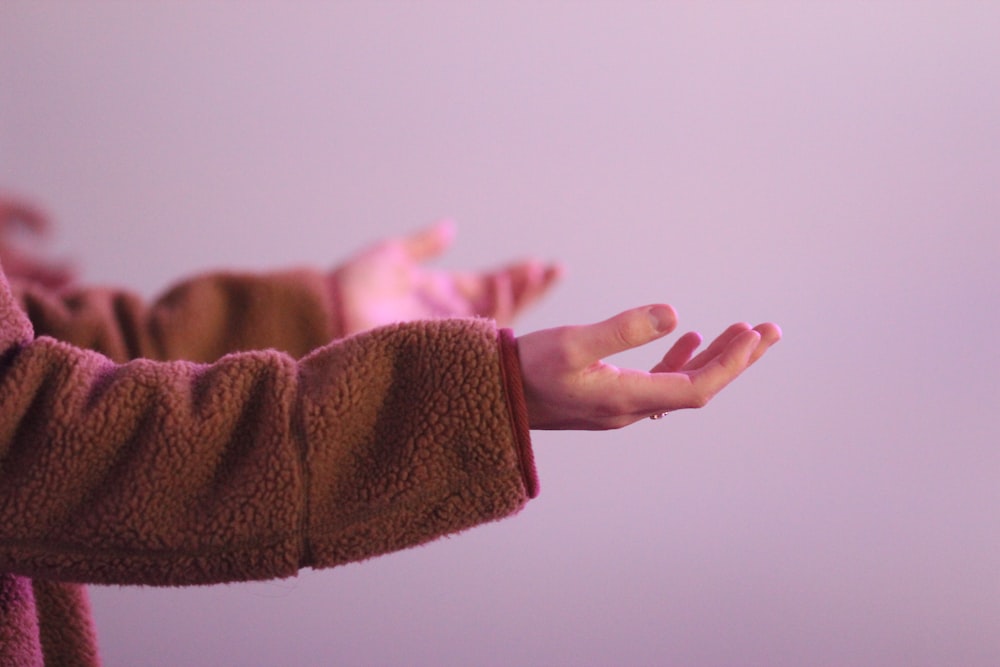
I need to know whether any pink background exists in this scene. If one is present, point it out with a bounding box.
[2,2,998,665]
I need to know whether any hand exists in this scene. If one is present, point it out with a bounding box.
[0,195,74,289]
[334,220,562,334]
[517,304,781,430]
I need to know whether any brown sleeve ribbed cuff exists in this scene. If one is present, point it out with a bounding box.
[498,328,539,498]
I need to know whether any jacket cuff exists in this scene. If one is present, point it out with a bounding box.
[498,328,539,498]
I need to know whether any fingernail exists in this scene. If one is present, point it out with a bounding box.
[648,305,676,332]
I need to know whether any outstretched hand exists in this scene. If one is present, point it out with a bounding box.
[518,305,781,430]
[0,195,74,289]
[334,220,562,335]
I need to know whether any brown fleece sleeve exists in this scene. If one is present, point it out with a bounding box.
[0,575,44,666]
[12,268,345,364]
[0,270,533,586]
[30,579,100,667]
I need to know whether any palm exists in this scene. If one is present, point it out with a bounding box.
[335,221,561,335]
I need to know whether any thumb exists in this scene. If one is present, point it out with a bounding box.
[574,304,677,362]
[402,219,456,262]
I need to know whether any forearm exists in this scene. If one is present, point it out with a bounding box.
[0,338,306,585]
[12,268,345,363]
[298,320,536,569]
[0,317,534,586]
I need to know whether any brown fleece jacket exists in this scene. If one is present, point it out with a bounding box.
[0,265,537,666]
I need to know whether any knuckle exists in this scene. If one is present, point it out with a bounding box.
[550,327,582,367]
[614,317,646,349]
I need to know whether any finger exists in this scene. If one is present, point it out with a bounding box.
[747,322,782,366]
[525,262,563,299]
[401,219,457,262]
[0,197,49,235]
[0,247,74,289]
[684,328,761,406]
[570,304,677,365]
[638,324,777,411]
[448,270,496,320]
[649,331,703,373]
[683,322,752,371]
[455,260,561,323]
[503,260,563,317]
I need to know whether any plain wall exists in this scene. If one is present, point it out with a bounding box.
[2,2,997,665]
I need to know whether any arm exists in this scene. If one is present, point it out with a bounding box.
[0,271,780,586]
[0,269,533,586]
[13,269,344,363]
[2,193,342,361]
[13,220,561,364]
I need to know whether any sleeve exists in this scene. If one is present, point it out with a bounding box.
[12,268,347,364]
[0,266,536,587]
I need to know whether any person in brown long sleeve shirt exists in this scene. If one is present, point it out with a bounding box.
[0,197,780,665]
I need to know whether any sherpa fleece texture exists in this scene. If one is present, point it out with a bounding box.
[0,265,536,666]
